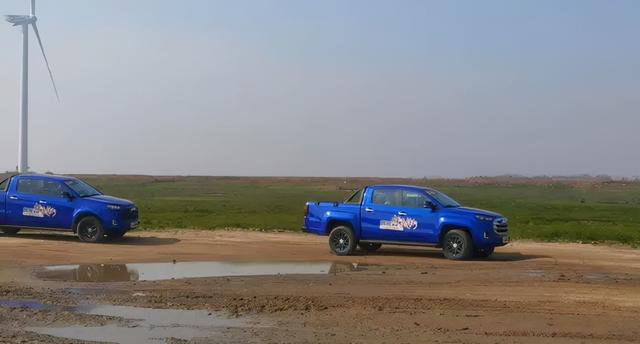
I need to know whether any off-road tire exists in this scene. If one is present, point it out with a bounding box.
[1,228,20,235]
[76,216,106,243]
[474,247,495,258]
[328,226,356,256]
[358,242,382,252]
[442,229,474,260]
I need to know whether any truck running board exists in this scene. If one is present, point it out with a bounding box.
[359,240,438,248]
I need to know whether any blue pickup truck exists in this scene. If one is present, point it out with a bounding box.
[303,185,509,260]
[0,174,138,242]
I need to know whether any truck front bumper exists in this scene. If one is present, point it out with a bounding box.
[107,218,138,232]
[105,206,139,232]
[494,233,510,246]
[478,228,509,247]
[473,221,509,249]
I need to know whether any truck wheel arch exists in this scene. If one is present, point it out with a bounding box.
[326,220,353,235]
[72,212,101,233]
[439,225,472,246]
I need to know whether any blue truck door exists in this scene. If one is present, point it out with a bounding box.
[39,180,75,230]
[360,187,408,241]
[6,177,46,228]
[0,177,9,224]
[397,190,439,244]
[0,192,4,225]
[6,177,74,229]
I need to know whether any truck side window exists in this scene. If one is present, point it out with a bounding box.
[371,189,402,206]
[17,179,65,197]
[402,191,427,208]
[0,178,9,192]
[345,189,363,204]
[17,179,39,194]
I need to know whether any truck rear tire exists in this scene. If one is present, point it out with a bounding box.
[76,216,106,243]
[329,226,356,256]
[442,229,473,260]
[358,242,382,252]
[1,228,20,236]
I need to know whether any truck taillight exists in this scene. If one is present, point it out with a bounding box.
[304,204,309,217]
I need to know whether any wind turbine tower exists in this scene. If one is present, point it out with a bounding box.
[5,0,59,173]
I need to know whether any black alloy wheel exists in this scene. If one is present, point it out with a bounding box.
[77,216,105,243]
[328,226,356,256]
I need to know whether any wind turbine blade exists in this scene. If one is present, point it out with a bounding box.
[31,22,60,101]
[31,0,36,16]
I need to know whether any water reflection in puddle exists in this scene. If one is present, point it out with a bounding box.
[0,299,50,310]
[36,261,368,282]
[526,270,546,278]
[13,303,252,344]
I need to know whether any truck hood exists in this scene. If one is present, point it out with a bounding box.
[84,195,133,206]
[450,206,502,218]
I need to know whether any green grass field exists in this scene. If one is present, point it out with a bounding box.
[77,175,640,246]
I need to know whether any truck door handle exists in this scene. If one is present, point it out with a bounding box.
[9,196,18,200]
[397,211,407,216]
[364,208,374,212]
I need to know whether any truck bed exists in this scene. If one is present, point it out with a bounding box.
[303,201,360,236]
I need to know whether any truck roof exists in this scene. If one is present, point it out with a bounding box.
[12,173,77,181]
[368,184,437,192]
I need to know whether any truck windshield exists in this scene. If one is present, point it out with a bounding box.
[64,180,102,197]
[426,190,461,208]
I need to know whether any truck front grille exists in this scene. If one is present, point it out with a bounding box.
[493,218,508,235]
[121,207,139,221]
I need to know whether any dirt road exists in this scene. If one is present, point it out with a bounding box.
[0,230,639,343]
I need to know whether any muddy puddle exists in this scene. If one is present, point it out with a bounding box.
[36,261,369,282]
[1,300,255,343]
[0,299,50,310]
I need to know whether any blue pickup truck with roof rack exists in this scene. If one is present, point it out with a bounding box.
[0,174,138,242]
[303,185,509,260]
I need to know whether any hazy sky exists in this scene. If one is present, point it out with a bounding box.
[0,0,638,178]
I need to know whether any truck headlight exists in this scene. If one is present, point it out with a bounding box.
[475,215,494,221]
[107,204,121,210]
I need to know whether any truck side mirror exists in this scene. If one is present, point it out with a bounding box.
[62,191,75,200]
[424,200,436,210]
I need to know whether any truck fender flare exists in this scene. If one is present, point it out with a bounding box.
[322,212,358,237]
[72,211,101,233]
[438,223,473,245]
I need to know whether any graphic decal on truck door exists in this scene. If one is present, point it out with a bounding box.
[23,203,57,218]
[380,215,418,231]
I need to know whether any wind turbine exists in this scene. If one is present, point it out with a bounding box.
[5,0,59,173]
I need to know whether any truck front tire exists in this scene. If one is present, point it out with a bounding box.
[76,216,106,243]
[328,226,356,256]
[442,229,473,260]
[1,228,20,236]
